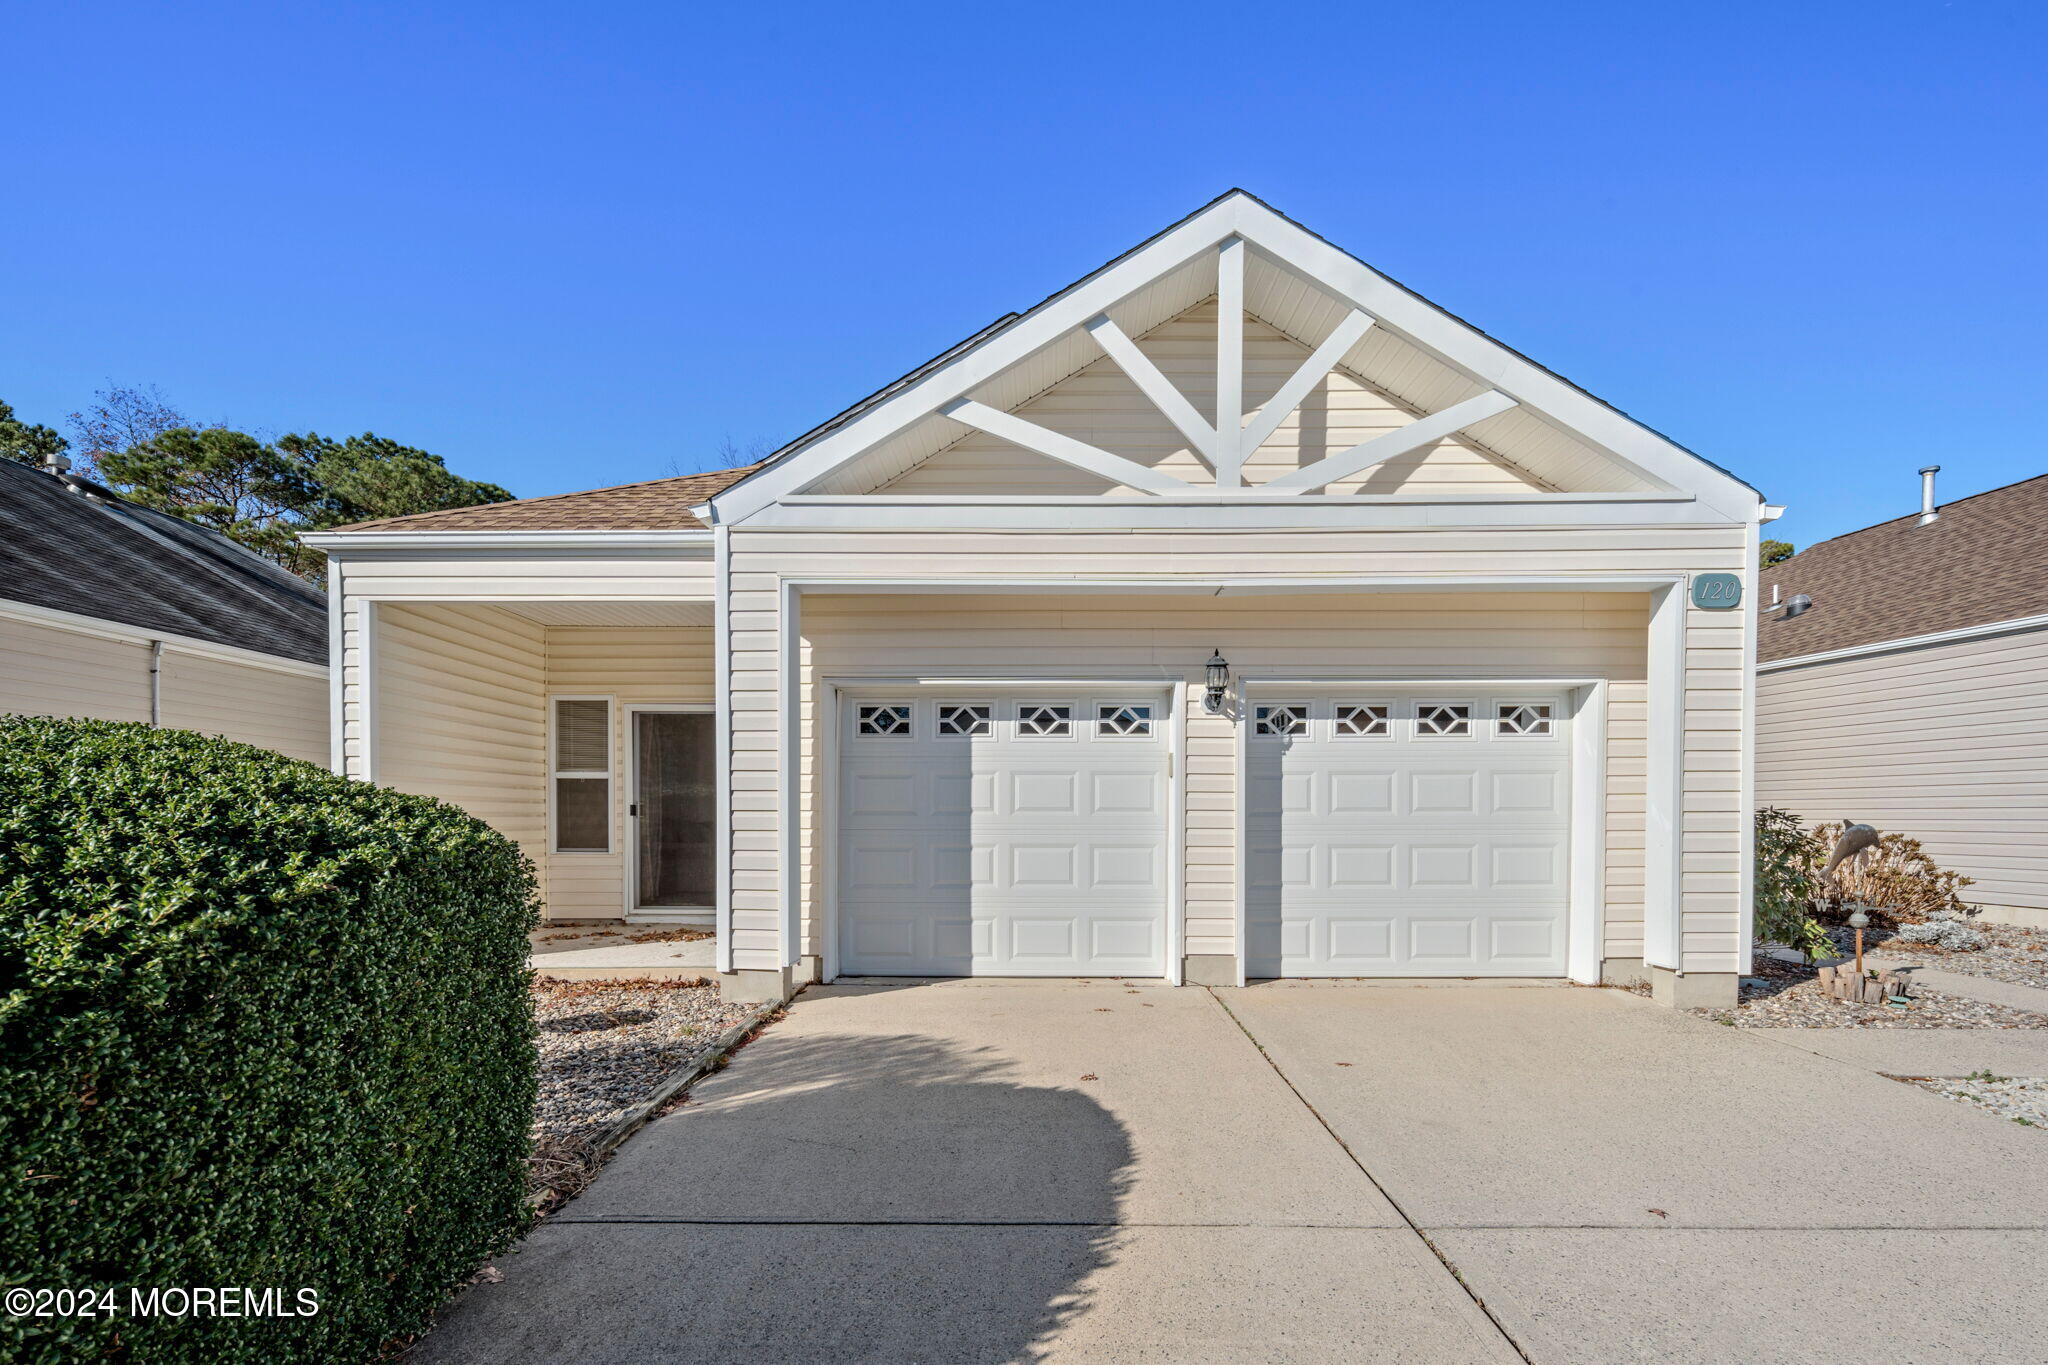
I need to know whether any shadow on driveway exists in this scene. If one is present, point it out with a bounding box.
[412,1032,1135,1365]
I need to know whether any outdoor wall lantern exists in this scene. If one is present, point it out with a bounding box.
[1204,649,1231,713]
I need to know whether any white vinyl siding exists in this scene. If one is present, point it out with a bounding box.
[0,618,154,721]
[1758,626,2048,917]
[371,603,548,866]
[157,652,327,763]
[882,302,1554,498]
[0,615,325,762]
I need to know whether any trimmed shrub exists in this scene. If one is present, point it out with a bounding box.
[1806,821,1975,927]
[0,717,539,1364]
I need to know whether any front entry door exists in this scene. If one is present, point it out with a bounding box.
[630,709,715,916]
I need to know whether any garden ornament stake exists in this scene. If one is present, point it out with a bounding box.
[1824,819,1880,892]
[1847,905,1871,977]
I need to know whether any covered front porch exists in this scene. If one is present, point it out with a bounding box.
[359,597,719,936]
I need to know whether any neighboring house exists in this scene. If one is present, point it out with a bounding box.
[1758,470,2048,927]
[308,190,1769,1005]
[0,456,328,763]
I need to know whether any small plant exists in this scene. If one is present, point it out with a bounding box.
[1754,807,1834,961]
[1807,822,1974,927]
[1967,1070,2011,1084]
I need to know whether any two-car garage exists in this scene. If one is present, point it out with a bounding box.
[835,687,1574,982]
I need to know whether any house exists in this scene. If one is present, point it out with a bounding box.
[307,190,1769,1005]
[0,455,328,762]
[1757,469,2048,928]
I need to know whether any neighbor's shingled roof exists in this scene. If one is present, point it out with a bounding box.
[1759,473,2048,663]
[330,464,760,532]
[0,459,327,665]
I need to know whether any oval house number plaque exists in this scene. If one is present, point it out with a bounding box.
[1690,572,1742,610]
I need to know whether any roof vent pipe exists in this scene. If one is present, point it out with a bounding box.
[1918,465,1941,526]
[42,450,71,475]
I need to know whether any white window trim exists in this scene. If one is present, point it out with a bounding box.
[550,694,615,856]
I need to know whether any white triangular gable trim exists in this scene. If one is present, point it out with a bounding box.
[707,193,1759,524]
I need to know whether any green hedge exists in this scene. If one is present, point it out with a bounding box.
[0,717,540,1364]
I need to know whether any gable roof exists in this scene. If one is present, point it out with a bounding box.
[747,189,1756,497]
[329,464,757,532]
[707,189,1764,520]
[1759,473,2048,663]
[0,459,328,665]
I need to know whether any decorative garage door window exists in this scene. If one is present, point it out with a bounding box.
[1335,703,1391,737]
[1097,704,1153,737]
[1415,702,1471,737]
[1017,703,1073,737]
[937,703,993,737]
[1254,704,1307,736]
[856,704,913,737]
[1496,703,1554,737]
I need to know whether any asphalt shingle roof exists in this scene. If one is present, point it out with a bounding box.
[0,459,327,665]
[1758,473,2048,663]
[330,464,758,532]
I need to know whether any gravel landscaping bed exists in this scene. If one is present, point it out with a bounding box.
[1857,922,2048,991]
[528,977,761,1210]
[1693,956,2048,1029]
[1904,1073,2048,1128]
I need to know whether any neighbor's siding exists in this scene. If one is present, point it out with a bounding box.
[0,618,154,721]
[157,651,327,764]
[884,301,1555,496]
[0,614,325,761]
[542,625,715,920]
[725,524,1751,975]
[1758,626,2048,916]
[371,603,548,866]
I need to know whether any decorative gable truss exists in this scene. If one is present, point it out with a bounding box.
[707,193,1761,525]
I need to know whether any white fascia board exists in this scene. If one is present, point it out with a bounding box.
[1758,611,2048,674]
[1236,209,1760,522]
[709,198,1249,524]
[304,530,713,556]
[743,493,1717,532]
[0,597,327,679]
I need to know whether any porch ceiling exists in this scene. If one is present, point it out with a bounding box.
[496,601,713,627]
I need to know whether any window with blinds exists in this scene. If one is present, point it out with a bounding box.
[552,697,611,852]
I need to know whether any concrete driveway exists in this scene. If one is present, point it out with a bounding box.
[417,981,2048,1363]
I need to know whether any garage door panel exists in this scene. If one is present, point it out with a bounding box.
[1247,693,1570,978]
[840,694,1170,977]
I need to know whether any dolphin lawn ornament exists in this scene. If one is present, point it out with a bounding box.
[1823,819,1880,890]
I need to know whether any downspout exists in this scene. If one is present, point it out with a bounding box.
[149,640,163,726]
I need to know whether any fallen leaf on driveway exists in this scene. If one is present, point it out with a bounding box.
[1647,1209,1668,1219]
[1079,1074,1098,1081]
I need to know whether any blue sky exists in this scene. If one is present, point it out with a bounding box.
[6,1,2041,550]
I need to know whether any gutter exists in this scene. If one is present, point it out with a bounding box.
[303,530,714,555]
[1759,610,2048,674]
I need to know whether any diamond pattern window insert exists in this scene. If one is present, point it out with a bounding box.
[1415,703,1471,737]
[1255,704,1307,737]
[1017,704,1073,737]
[1335,704,1391,738]
[1097,704,1153,738]
[937,703,992,737]
[1497,703,1554,737]
[856,704,913,737]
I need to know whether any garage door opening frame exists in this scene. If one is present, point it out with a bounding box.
[770,575,1687,990]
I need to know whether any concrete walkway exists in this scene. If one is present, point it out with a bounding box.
[417,981,2048,1364]
[528,924,716,981]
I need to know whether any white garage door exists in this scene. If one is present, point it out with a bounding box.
[1246,693,1571,978]
[837,693,1170,976]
